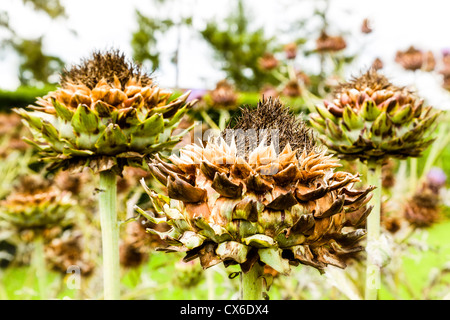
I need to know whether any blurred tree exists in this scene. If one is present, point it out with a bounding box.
[21,0,66,19]
[200,0,276,91]
[131,0,193,88]
[10,37,64,86]
[131,10,174,72]
[0,0,66,87]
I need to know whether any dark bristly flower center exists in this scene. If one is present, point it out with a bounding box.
[60,49,153,89]
[336,68,395,93]
[222,97,316,157]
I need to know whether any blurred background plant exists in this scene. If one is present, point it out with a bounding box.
[0,0,449,300]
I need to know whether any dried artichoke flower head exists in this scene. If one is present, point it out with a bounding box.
[0,174,73,236]
[310,68,440,162]
[140,98,374,275]
[15,49,197,175]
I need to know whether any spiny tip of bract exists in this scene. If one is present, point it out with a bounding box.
[223,97,316,156]
[60,49,153,89]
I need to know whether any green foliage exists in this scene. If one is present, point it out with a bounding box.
[21,0,66,19]
[0,0,66,88]
[131,10,175,71]
[10,37,64,87]
[0,85,55,112]
[200,0,276,91]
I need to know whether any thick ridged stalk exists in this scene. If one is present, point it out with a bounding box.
[365,161,382,300]
[241,263,264,300]
[410,157,418,192]
[33,235,47,300]
[99,170,120,300]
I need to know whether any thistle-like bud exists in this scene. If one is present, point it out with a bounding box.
[309,68,440,162]
[138,98,374,275]
[283,43,298,60]
[258,53,279,70]
[0,175,73,238]
[361,18,373,34]
[15,50,197,175]
[404,171,445,228]
[395,46,436,72]
[209,80,239,110]
[316,31,346,53]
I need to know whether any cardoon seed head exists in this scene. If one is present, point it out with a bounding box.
[0,175,73,237]
[310,68,440,162]
[138,98,374,275]
[15,49,197,175]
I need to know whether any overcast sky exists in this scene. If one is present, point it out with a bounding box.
[1,0,450,108]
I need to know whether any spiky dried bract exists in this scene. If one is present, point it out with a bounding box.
[310,69,440,162]
[139,100,374,274]
[15,50,197,174]
[0,176,73,234]
[225,98,315,157]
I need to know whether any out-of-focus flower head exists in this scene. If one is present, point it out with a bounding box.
[283,43,298,60]
[45,230,95,276]
[0,175,74,239]
[260,85,279,99]
[425,167,447,193]
[361,18,373,34]
[395,46,436,72]
[209,79,239,109]
[316,31,346,53]
[404,181,442,228]
[282,80,302,97]
[258,53,279,71]
[371,58,384,71]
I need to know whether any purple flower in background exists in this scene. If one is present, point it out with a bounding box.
[441,48,450,57]
[185,88,207,102]
[426,167,447,190]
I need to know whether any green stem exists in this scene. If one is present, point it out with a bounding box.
[241,263,264,300]
[206,268,215,300]
[365,161,382,300]
[200,110,220,131]
[410,157,418,192]
[33,235,47,300]
[422,121,450,178]
[218,109,230,131]
[99,170,120,300]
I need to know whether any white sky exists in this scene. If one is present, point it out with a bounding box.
[1,0,450,108]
